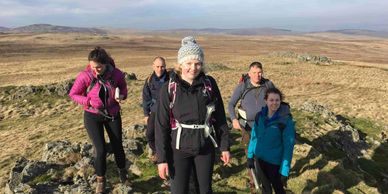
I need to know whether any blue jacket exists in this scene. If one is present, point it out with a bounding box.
[247,104,295,176]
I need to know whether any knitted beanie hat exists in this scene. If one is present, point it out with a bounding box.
[177,36,204,64]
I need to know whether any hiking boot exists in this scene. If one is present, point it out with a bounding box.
[95,176,106,194]
[118,168,128,183]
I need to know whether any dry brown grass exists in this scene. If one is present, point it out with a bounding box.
[1,32,388,190]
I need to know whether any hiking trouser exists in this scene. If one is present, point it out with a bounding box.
[256,158,285,194]
[84,111,126,176]
[146,112,156,154]
[168,141,215,194]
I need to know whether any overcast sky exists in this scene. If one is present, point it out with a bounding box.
[1,0,387,31]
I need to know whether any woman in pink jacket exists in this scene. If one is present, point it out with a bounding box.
[69,47,128,194]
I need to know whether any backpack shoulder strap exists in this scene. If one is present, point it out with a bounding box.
[86,71,97,94]
[203,76,213,100]
[146,73,153,87]
[263,78,272,89]
[238,74,251,100]
[168,77,177,109]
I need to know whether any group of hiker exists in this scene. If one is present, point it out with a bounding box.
[69,36,296,194]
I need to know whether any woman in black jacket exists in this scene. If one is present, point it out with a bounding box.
[155,36,230,194]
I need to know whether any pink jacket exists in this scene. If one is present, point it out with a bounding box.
[69,64,128,117]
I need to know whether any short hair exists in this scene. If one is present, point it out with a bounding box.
[153,56,166,64]
[88,46,113,65]
[249,61,263,70]
[264,87,284,101]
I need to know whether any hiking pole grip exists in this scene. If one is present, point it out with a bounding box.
[250,168,260,190]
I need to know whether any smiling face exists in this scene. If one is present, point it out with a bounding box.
[89,61,106,75]
[180,59,202,82]
[265,93,281,113]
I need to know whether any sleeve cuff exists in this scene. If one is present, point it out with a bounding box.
[280,160,290,176]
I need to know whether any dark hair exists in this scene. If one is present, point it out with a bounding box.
[153,56,166,64]
[264,87,283,101]
[88,46,113,65]
[249,61,263,70]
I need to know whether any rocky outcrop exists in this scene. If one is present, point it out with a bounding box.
[298,102,369,160]
[124,73,137,81]
[272,51,332,64]
[0,74,138,120]
[1,79,74,101]
[4,124,146,194]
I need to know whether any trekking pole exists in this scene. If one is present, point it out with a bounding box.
[250,168,260,190]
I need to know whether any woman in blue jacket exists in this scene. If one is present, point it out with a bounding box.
[247,88,295,194]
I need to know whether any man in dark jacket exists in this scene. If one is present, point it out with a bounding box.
[142,56,169,162]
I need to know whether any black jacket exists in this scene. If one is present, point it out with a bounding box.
[155,72,230,163]
[142,71,168,116]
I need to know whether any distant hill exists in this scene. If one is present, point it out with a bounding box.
[324,29,388,38]
[153,27,297,36]
[3,24,107,34]
[3,24,388,38]
[0,26,9,32]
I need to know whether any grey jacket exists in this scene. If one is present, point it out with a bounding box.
[227,78,275,128]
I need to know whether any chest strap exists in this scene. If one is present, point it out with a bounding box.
[172,103,218,149]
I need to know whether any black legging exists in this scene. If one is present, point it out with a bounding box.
[256,158,286,194]
[146,112,156,154]
[168,140,215,194]
[84,111,126,176]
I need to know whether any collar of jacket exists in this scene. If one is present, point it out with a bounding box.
[247,78,268,88]
[152,70,167,82]
[261,106,280,123]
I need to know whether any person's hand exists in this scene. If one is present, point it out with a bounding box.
[144,116,149,124]
[232,119,241,130]
[247,158,254,169]
[281,175,288,188]
[158,163,169,180]
[220,151,230,166]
